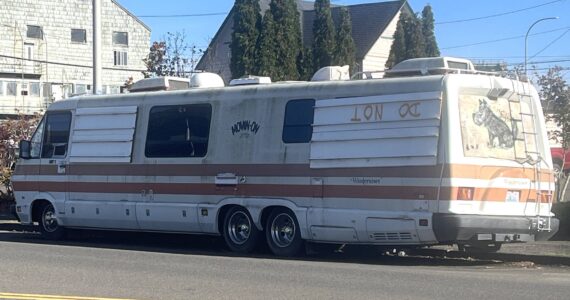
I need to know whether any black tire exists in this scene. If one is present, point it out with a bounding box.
[222,206,260,253]
[265,208,304,257]
[38,202,65,240]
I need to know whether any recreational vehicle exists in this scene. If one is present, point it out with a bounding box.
[12,57,559,256]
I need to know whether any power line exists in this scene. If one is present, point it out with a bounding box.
[441,26,570,50]
[435,0,565,25]
[0,54,145,72]
[507,58,570,66]
[137,12,227,18]
[529,29,570,61]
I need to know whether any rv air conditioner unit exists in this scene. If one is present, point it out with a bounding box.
[229,75,272,86]
[385,57,476,78]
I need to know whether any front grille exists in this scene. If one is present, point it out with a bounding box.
[371,232,413,241]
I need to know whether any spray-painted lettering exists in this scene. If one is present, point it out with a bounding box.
[399,102,421,118]
[231,120,261,135]
[351,104,383,122]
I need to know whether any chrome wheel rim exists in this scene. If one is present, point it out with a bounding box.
[42,205,59,233]
[227,211,251,245]
[270,213,296,248]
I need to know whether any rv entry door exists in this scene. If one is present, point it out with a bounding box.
[39,111,72,214]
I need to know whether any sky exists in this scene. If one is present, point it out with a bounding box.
[115,0,570,79]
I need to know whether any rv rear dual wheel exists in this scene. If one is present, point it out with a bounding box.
[223,206,260,253]
[265,208,303,257]
[39,202,65,240]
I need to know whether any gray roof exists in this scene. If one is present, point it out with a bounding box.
[302,0,407,60]
[258,0,315,13]
[196,0,408,71]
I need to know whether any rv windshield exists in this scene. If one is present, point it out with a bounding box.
[459,91,537,161]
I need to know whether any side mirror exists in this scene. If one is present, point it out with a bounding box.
[19,140,31,159]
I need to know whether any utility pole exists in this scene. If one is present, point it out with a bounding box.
[93,0,102,95]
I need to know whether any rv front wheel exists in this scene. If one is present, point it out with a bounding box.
[265,208,303,257]
[39,203,65,240]
[223,206,260,253]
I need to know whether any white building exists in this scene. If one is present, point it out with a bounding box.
[0,0,150,117]
[197,0,411,83]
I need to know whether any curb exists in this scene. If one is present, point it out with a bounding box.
[0,220,36,232]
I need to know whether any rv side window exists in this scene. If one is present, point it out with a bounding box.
[41,111,72,158]
[145,104,212,158]
[282,99,315,143]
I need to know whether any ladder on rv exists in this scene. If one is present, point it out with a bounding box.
[507,83,553,232]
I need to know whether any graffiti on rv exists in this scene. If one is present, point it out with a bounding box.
[460,95,531,160]
[350,101,422,123]
[231,120,261,137]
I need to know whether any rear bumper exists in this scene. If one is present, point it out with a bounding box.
[433,214,560,242]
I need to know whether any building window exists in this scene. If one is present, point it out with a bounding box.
[6,82,17,96]
[145,104,212,158]
[74,84,91,95]
[71,29,86,43]
[113,51,128,66]
[282,99,315,143]
[27,25,43,39]
[112,31,128,46]
[30,82,40,97]
[0,81,4,96]
[109,86,120,94]
[20,82,29,96]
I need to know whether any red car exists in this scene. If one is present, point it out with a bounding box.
[551,147,570,175]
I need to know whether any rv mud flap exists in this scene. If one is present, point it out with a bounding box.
[432,214,560,242]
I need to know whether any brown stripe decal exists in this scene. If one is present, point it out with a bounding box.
[11,181,549,202]
[13,163,554,180]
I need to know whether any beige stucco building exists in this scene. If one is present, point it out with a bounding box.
[0,0,150,117]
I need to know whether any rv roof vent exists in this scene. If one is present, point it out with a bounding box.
[190,72,225,88]
[311,65,350,81]
[129,77,190,93]
[385,57,476,78]
[229,75,271,86]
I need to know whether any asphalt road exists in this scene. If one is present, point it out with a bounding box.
[0,230,569,300]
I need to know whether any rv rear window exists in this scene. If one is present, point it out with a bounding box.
[282,99,315,143]
[145,104,212,158]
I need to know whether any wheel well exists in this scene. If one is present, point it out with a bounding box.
[217,204,239,234]
[31,199,50,223]
[260,205,291,229]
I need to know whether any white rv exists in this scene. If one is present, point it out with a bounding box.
[12,57,559,256]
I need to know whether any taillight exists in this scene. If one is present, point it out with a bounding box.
[457,187,474,200]
[540,191,552,203]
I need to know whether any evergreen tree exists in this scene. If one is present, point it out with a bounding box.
[312,0,336,71]
[270,0,302,80]
[421,5,440,57]
[256,9,278,77]
[230,0,262,78]
[386,13,427,68]
[334,7,356,73]
[386,13,407,69]
[404,15,425,60]
[297,47,314,81]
